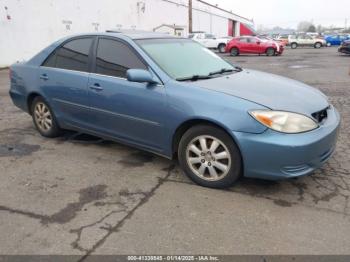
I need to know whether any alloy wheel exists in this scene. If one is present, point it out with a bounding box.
[34,102,53,132]
[186,135,231,181]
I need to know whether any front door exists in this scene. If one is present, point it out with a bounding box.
[88,37,166,152]
[203,34,217,48]
[246,37,262,53]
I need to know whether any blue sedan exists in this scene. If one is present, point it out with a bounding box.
[325,35,350,46]
[9,32,340,188]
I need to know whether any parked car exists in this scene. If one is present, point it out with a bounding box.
[338,40,350,54]
[9,32,340,188]
[226,36,284,56]
[259,35,287,47]
[288,34,326,49]
[189,32,230,53]
[275,35,289,46]
[325,35,350,46]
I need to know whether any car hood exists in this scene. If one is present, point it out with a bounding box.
[191,69,329,115]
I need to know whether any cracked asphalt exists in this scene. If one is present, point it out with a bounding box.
[0,47,349,257]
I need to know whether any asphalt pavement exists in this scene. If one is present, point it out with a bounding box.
[0,46,349,258]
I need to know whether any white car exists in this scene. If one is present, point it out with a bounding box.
[288,34,327,49]
[189,32,230,53]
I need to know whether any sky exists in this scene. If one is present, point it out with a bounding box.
[205,0,350,29]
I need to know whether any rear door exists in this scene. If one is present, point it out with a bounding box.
[238,37,249,53]
[87,37,166,152]
[38,37,94,128]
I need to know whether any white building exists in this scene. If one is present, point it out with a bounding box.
[0,0,253,67]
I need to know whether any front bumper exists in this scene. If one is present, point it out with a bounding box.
[276,46,284,54]
[232,106,340,180]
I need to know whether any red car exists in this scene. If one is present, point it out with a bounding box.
[226,36,284,56]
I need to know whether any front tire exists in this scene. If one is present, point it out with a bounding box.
[31,96,62,138]
[291,43,298,49]
[266,47,275,56]
[178,125,242,188]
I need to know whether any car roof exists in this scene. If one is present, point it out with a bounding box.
[101,30,180,40]
[62,30,182,41]
[108,30,178,39]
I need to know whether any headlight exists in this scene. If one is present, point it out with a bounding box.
[250,110,318,133]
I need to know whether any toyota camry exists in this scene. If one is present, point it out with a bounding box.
[9,31,340,188]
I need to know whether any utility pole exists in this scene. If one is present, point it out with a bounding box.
[188,0,193,33]
[345,18,348,30]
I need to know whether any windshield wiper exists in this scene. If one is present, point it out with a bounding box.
[176,75,213,82]
[209,67,242,76]
[177,66,243,82]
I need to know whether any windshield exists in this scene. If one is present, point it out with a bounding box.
[136,38,235,80]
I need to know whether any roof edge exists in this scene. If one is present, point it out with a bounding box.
[196,0,253,23]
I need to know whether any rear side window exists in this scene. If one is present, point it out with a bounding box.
[43,38,93,72]
[95,38,147,78]
[239,38,248,42]
[205,34,215,39]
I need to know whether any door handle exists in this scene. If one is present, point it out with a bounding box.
[89,83,103,91]
[40,74,49,81]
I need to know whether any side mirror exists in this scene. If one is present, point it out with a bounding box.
[126,69,158,84]
[257,41,261,45]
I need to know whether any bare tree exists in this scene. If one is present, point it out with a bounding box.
[307,25,316,32]
[297,21,313,32]
[316,24,324,33]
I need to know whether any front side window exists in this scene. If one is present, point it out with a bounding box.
[95,38,147,78]
[248,37,258,43]
[43,38,93,72]
[137,38,235,80]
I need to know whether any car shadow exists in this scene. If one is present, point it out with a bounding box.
[51,131,345,211]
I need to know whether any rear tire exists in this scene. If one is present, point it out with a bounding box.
[266,47,275,56]
[178,125,242,188]
[218,43,226,53]
[291,43,298,49]
[230,47,239,56]
[31,96,62,138]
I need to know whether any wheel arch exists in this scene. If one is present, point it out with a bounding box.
[230,45,239,51]
[27,92,43,115]
[171,118,242,158]
[217,42,226,48]
[265,46,276,52]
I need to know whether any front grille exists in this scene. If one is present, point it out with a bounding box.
[312,107,329,123]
